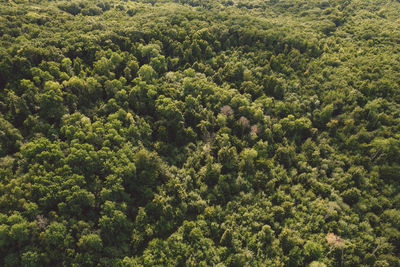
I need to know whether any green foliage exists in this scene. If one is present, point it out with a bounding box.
[138,64,156,83]
[304,241,323,263]
[0,117,22,156]
[0,0,400,265]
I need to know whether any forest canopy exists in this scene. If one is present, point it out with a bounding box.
[0,0,400,266]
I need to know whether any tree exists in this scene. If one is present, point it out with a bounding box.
[263,76,285,100]
[99,201,131,249]
[78,233,103,252]
[239,148,258,175]
[0,117,22,156]
[58,2,81,15]
[39,82,65,122]
[21,251,41,267]
[304,241,323,263]
[138,64,157,83]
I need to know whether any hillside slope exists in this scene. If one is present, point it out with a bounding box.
[0,0,400,266]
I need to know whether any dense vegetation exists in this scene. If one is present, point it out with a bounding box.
[1,0,400,266]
